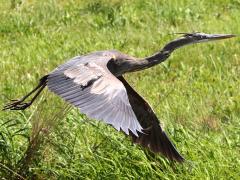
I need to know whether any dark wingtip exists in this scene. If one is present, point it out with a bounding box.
[130,127,185,163]
[117,76,184,163]
[160,131,185,162]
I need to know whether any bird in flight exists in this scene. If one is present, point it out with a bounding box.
[3,32,235,162]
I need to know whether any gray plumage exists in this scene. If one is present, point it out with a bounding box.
[47,53,142,136]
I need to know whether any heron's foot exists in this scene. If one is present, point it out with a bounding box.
[3,99,31,110]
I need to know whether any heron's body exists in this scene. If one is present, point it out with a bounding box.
[4,33,235,162]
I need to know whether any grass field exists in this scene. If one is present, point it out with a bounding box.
[0,0,240,179]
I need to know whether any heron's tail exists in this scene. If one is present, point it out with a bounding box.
[3,75,48,111]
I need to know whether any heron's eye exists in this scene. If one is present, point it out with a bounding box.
[183,34,192,38]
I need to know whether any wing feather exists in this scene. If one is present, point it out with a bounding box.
[48,78,72,88]
[47,54,142,136]
[53,85,79,95]
[88,100,110,119]
[117,76,184,162]
[61,88,83,98]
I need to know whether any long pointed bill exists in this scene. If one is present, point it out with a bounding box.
[190,33,236,41]
[163,32,236,52]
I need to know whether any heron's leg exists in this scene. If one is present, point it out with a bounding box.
[3,76,48,110]
[13,81,44,102]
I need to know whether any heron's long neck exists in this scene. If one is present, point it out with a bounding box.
[130,51,171,72]
[128,37,192,72]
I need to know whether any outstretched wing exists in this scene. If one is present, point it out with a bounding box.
[118,76,184,162]
[47,54,142,136]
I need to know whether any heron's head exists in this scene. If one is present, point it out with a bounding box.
[163,32,236,52]
[180,32,236,43]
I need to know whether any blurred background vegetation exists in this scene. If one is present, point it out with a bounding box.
[0,0,239,179]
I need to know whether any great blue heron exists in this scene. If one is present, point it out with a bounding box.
[3,33,235,162]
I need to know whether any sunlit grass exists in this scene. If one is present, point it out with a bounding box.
[0,0,240,179]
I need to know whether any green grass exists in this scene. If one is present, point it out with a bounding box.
[1,0,240,179]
